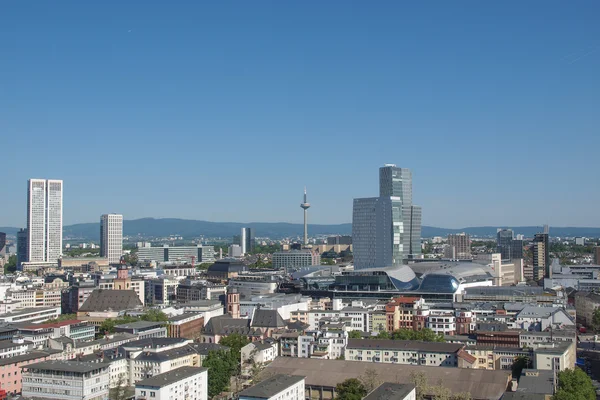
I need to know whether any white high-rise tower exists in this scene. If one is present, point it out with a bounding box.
[100,214,123,264]
[300,187,311,246]
[27,179,63,262]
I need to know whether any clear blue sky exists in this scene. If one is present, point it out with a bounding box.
[1,1,599,228]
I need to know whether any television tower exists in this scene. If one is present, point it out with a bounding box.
[300,187,311,246]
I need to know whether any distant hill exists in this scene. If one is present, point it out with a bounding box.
[3,219,600,240]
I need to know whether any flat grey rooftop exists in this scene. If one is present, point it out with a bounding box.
[238,374,305,399]
[136,366,207,388]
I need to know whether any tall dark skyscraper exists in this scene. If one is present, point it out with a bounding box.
[496,229,514,260]
[0,232,6,259]
[17,228,28,268]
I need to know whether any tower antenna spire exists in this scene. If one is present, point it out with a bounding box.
[300,187,311,246]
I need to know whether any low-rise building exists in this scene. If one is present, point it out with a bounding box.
[135,366,208,400]
[114,321,167,340]
[0,306,61,324]
[575,291,600,327]
[363,383,416,400]
[17,319,95,347]
[238,374,305,400]
[166,313,204,339]
[21,360,110,400]
[179,300,224,324]
[344,339,462,367]
[0,350,58,395]
[241,341,278,365]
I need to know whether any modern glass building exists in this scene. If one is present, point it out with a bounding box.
[137,245,215,264]
[496,229,514,260]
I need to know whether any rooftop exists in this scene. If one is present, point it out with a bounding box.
[0,351,51,367]
[23,360,109,374]
[136,366,207,388]
[167,312,203,322]
[364,383,415,400]
[79,289,143,312]
[261,358,510,400]
[238,374,305,399]
[346,339,463,353]
[114,321,164,330]
[20,320,85,330]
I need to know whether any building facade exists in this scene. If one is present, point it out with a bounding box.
[533,233,550,280]
[27,179,63,263]
[447,233,471,259]
[137,245,215,264]
[135,366,208,400]
[272,250,320,271]
[241,227,255,254]
[100,214,123,264]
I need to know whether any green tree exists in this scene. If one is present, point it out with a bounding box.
[97,315,138,337]
[44,314,78,323]
[3,255,17,274]
[592,308,600,332]
[553,368,596,400]
[202,350,236,398]
[511,356,530,379]
[219,333,250,372]
[376,331,390,339]
[335,378,368,400]
[141,309,168,322]
[348,330,363,339]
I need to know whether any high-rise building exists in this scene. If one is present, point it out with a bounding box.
[496,229,514,260]
[241,227,255,254]
[100,214,123,264]
[533,233,549,280]
[379,164,422,259]
[353,165,422,269]
[27,179,63,263]
[511,240,524,259]
[447,233,471,259]
[17,228,28,267]
[0,232,6,258]
[352,196,403,269]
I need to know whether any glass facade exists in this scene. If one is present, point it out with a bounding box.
[418,274,460,293]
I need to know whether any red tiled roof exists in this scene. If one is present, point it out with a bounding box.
[457,349,476,364]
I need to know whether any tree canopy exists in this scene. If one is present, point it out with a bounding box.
[202,350,237,398]
[97,310,168,337]
[348,330,363,339]
[592,308,600,332]
[219,333,250,372]
[553,368,596,400]
[335,378,368,400]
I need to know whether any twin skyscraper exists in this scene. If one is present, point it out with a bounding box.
[352,164,422,270]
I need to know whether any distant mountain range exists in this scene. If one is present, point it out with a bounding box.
[2,218,600,240]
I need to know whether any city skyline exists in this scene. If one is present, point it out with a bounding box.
[2,2,599,228]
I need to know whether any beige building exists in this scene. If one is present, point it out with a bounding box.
[345,339,462,367]
[447,233,471,259]
[575,291,600,327]
[59,257,111,271]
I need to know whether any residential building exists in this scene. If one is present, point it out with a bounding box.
[147,276,179,305]
[575,291,600,327]
[114,321,167,340]
[272,250,320,271]
[241,227,255,254]
[385,297,425,332]
[100,213,123,264]
[0,350,56,395]
[533,233,550,280]
[344,339,462,367]
[298,327,347,359]
[447,233,471,259]
[514,306,574,331]
[21,360,110,400]
[178,300,224,324]
[135,366,208,400]
[27,179,63,263]
[238,374,305,400]
[241,341,278,364]
[0,337,32,359]
[63,280,97,314]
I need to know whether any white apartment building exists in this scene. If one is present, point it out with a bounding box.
[135,366,208,400]
[345,339,462,367]
[241,342,278,364]
[0,337,31,359]
[238,374,305,400]
[298,328,348,359]
[100,214,123,264]
[27,179,63,263]
[21,360,110,400]
[426,309,457,335]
